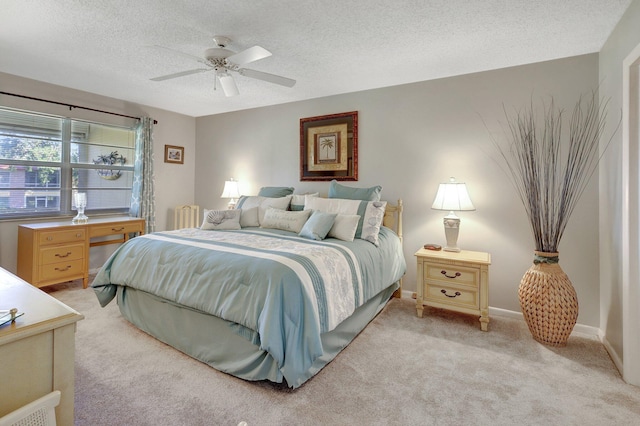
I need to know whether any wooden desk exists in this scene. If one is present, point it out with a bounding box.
[0,267,83,426]
[17,216,145,288]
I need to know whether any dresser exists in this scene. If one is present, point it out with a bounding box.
[17,216,145,288]
[0,267,83,426]
[415,248,491,331]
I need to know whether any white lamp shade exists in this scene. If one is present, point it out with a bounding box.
[431,178,475,211]
[220,180,240,199]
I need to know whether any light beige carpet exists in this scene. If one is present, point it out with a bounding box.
[47,280,640,425]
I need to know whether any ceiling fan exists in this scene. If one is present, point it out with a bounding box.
[150,36,296,97]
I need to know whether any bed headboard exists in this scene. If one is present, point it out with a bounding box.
[383,199,404,298]
[383,199,403,242]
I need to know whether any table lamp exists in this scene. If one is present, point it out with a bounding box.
[431,177,475,252]
[220,179,240,209]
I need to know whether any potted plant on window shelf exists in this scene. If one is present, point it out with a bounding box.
[492,91,617,347]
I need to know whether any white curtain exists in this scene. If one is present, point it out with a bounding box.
[130,117,156,233]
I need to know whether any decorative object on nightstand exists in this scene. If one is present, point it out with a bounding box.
[415,248,491,331]
[431,177,475,252]
[72,192,88,224]
[492,91,616,347]
[220,179,240,209]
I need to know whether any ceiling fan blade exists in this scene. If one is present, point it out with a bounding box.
[239,68,296,88]
[152,45,208,65]
[226,46,272,66]
[217,73,240,97]
[151,68,211,81]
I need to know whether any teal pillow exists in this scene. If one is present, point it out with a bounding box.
[257,186,294,198]
[328,180,382,201]
[299,210,337,241]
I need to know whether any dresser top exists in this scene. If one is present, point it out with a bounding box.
[0,268,83,344]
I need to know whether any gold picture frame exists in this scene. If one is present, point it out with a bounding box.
[300,111,358,181]
[164,145,184,164]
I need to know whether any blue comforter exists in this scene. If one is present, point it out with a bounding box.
[93,226,405,386]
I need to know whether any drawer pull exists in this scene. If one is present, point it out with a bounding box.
[55,265,72,272]
[47,236,54,241]
[76,233,82,238]
[441,270,462,279]
[55,252,72,258]
[111,227,125,232]
[441,289,462,298]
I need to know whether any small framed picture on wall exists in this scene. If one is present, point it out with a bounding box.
[164,145,184,164]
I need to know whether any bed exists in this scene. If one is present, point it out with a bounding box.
[92,196,405,389]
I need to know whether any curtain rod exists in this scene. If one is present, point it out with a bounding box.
[0,91,158,124]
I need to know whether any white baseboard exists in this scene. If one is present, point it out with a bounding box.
[402,291,601,339]
[489,306,601,339]
[601,333,624,375]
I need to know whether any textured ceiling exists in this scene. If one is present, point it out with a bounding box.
[0,0,632,117]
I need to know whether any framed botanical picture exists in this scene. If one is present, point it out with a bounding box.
[164,145,184,164]
[300,111,358,181]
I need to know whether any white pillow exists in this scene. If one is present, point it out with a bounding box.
[291,192,319,211]
[201,209,241,230]
[239,206,259,228]
[328,214,361,242]
[260,208,311,233]
[304,197,387,245]
[236,195,293,225]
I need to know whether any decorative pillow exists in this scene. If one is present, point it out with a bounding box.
[239,206,259,228]
[261,208,311,233]
[328,179,382,201]
[236,195,292,225]
[291,192,319,211]
[327,214,361,242]
[200,209,241,230]
[299,210,337,241]
[304,197,387,246]
[257,186,295,198]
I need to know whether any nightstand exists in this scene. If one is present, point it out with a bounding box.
[415,248,491,331]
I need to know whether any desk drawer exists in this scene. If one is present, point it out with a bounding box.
[40,244,84,265]
[424,263,479,289]
[39,229,86,246]
[425,282,479,310]
[90,222,142,238]
[39,259,84,281]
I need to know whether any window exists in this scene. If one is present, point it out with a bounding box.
[0,107,137,219]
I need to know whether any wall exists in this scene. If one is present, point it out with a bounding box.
[0,54,608,328]
[599,0,640,372]
[0,72,196,272]
[195,54,603,326]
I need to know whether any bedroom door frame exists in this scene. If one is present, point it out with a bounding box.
[622,41,640,387]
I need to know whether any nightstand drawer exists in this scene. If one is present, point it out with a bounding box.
[424,263,479,288]
[39,259,84,281]
[90,222,143,237]
[40,243,84,265]
[425,282,479,310]
[39,229,86,246]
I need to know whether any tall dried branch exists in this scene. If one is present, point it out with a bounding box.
[492,91,615,253]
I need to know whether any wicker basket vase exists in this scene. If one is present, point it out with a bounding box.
[518,251,579,347]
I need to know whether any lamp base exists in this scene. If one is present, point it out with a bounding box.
[442,212,461,252]
[72,213,89,224]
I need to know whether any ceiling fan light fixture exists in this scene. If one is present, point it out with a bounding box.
[217,72,240,97]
